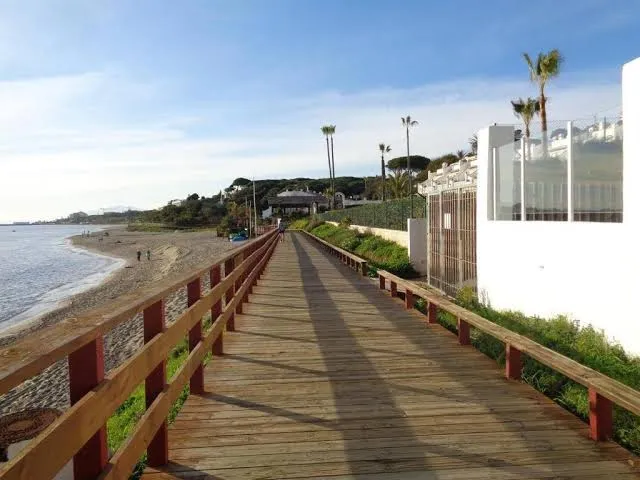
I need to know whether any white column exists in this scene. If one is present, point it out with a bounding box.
[476,125,515,304]
[567,121,574,222]
[623,57,640,227]
[407,218,428,275]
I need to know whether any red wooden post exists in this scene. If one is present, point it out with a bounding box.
[589,388,613,441]
[457,317,470,345]
[143,300,168,466]
[235,253,245,314]
[427,302,438,324]
[405,289,414,309]
[390,281,397,297]
[505,344,522,380]
[210,265,223,355]
[68,339,108,480]
[224,258,235,331]
[379,274,385,290]
[187,278,204,394]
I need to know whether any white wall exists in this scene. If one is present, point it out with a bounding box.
[327,221,408,247]
[476,57,640,354]
[408,219,428,275]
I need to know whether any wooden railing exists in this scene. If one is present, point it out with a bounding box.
[302,231,368,276]
[301,230,640,443]
[0,229,279,480]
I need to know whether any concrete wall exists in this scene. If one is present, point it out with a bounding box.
[475,57,640,354]
[408,219,428,275]
[326,221,408,247]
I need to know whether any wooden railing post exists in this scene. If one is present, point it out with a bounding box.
[390,281,397,297]
[457,318,470,345]
[427,302,438,324]
[68,339,108,480]
[405,289,414,309]
[143,300,168,466]
[210,265,223,355]
[505,344,522,380]
[589,388,613,441]
[361,262,368,276]
[235,253,245,314]
[187,278,204,394]
[379,274,385,290]
[224,258,235,331]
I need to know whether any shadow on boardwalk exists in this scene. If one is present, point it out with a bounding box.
[288,232,562,477]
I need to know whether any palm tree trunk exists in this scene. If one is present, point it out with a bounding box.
[380,154,386,202]
[325,136,333,209]
[330,135,336,207]
[540,91,549,157]
[406,125,413,216]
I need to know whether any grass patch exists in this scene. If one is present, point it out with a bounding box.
[108,314,214,479]
[289,218,310,230]
[414,290,640,455]
[302,220,416,278]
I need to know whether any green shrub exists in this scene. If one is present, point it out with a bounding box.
[308,223,417,277]
[339,216,352,228]
[289,219,310,230]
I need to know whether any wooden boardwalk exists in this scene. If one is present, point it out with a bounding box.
[142,232,639,479]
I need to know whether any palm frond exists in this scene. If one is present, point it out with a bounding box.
[523,53,535,81]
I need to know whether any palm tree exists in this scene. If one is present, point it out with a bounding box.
[378,143,391,202]
[328,125,337,202]
[401,116,418,215]
[388,169,409,199]
[523,49,563,155]
[321,126,334,208]
[511,97,541,161]
[456,149,466,160]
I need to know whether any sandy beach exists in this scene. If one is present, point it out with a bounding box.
[0,228,236,415]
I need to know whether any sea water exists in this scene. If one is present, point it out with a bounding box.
[0,225,124,331]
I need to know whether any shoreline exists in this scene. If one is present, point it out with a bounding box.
[0,228,235,415]
[0,238,127,337]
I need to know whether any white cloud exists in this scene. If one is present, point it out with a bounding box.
[0,68,622,223]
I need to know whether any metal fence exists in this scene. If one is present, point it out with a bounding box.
[427,186,477,297]
[319,197,427,231]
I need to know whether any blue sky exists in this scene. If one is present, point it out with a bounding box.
[0,0,638,222]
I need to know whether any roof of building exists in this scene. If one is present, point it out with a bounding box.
[268,193,328,205]
[277,190,318,197]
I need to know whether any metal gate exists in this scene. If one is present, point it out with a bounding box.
[427,186,477,297]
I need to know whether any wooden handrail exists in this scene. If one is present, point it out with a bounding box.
[0,230,274,396]
[301,229,640,443]
[301,230,368,276]
[0,229,278,480]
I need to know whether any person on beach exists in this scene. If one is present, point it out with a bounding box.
[146,249,151,261]
[137,250,141,261]
[278,221,286,242]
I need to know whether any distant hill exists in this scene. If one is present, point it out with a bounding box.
[54,175,370,227]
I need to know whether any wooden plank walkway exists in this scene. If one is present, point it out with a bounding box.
[142,232,639,479]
